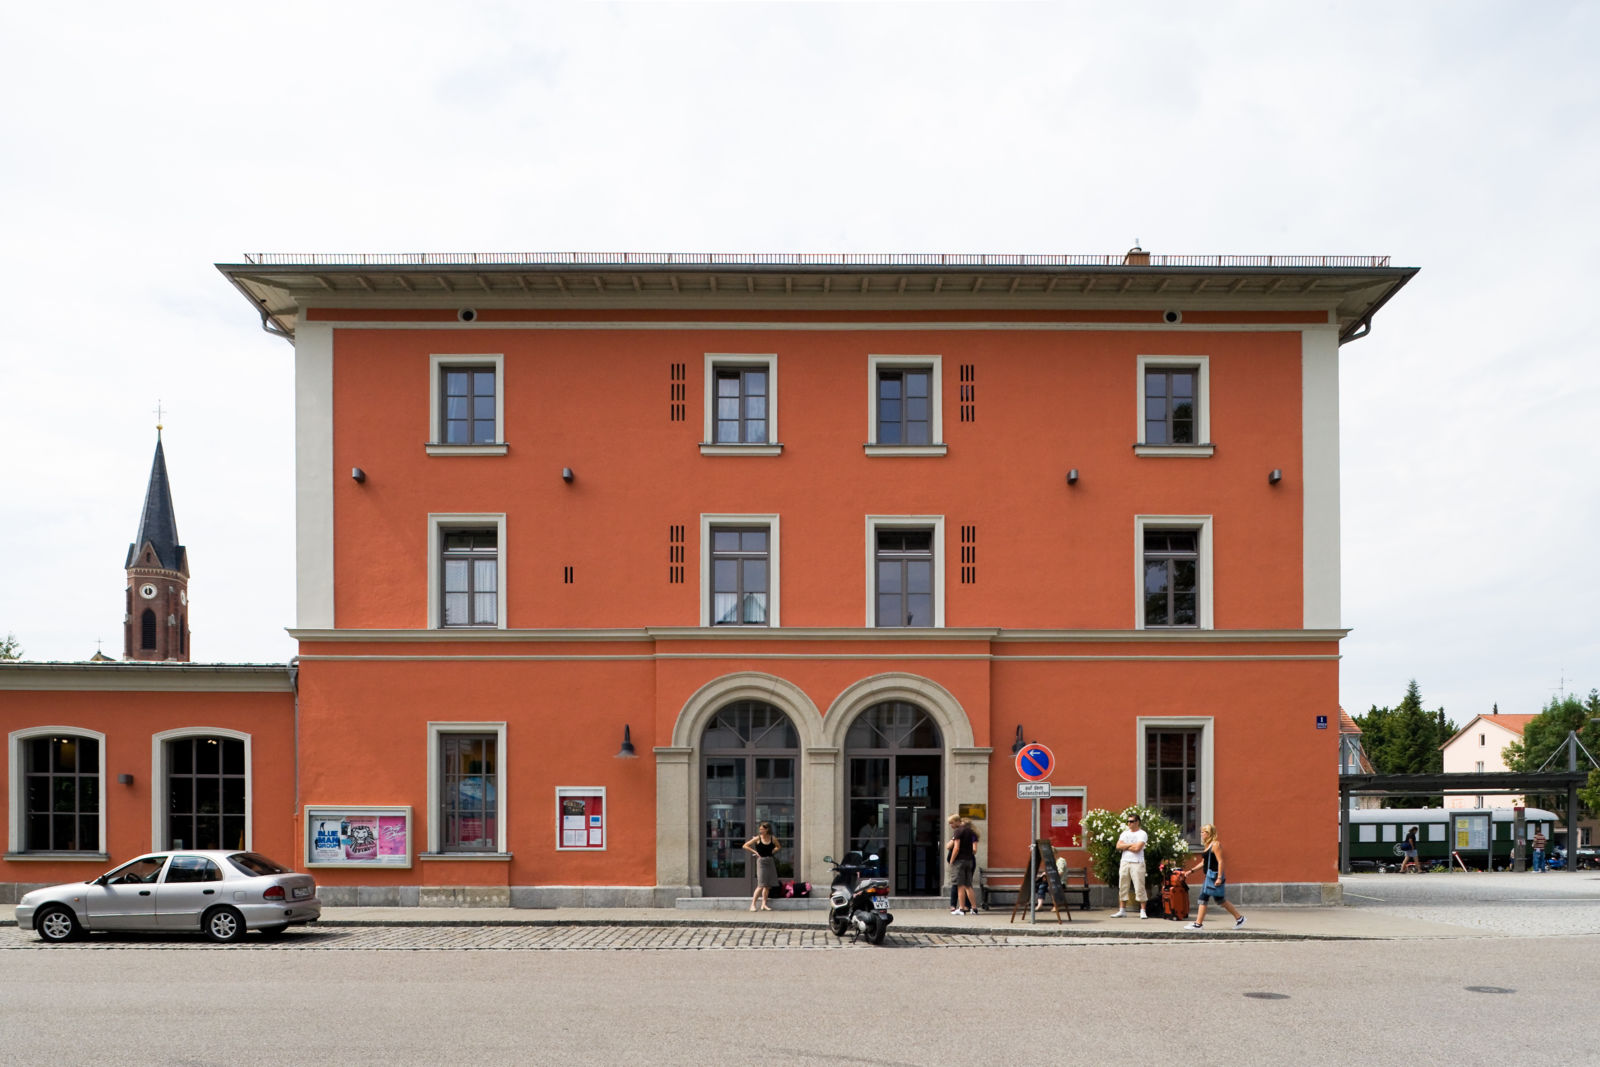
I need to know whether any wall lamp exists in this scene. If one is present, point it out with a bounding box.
[562,467,575,484]
[1011,725,1026,755]
[351,467,367,484]
[1268,469,1283,486]
[615,724,638,759]
[117,773,134,786]
[1066,469,1079,486]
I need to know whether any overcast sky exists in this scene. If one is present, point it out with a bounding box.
[2,2,1595,723]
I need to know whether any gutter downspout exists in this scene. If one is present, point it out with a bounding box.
[289,657,300,841]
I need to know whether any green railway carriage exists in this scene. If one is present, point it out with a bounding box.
[1344,807,1556,870]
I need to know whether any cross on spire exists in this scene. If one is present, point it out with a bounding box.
[153,399,165,432]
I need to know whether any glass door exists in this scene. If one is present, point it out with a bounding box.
[844,702,944,896]
[700,702,799,896]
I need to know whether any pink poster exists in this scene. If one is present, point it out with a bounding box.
[378,816,408,857]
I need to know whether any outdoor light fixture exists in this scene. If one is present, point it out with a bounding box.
[1011,724,1026,755]
[1268,469,1282,485]
[615,724,638,759]
[351,467,366,483]
[1066,469,1079,485]
[117,773,134,786]
[562,467,574,483]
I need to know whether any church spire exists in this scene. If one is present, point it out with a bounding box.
[125,430,187,573]
[124,428,190,661]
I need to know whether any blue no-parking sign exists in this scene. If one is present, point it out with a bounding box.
[1015,743,1055,782]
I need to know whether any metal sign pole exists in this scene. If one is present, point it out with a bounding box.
[1029,799,1039,924]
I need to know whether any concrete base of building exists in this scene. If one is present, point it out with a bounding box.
[0,880,1341,909]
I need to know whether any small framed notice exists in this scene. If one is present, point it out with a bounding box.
[556,787,606,851]
[305,805,413,868]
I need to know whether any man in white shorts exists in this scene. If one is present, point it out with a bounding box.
[1113,813,1149,918]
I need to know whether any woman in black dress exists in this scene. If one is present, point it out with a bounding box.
[742,822,781,911]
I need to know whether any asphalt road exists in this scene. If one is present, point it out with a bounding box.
[0,933,1591,1066]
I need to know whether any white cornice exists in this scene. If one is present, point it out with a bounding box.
[286,626,1346,644]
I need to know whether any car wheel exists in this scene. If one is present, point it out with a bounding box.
[35,905,81,944]
[203,906,247,944]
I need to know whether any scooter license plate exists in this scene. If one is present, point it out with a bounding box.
[871,897,890,911]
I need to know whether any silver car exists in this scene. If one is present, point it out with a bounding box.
[15,850,320,944]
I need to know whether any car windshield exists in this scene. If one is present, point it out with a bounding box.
[106,855,168,884]
[227,852,292,877]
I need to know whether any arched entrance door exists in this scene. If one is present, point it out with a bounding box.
[701,701,798,896]
[845,701,943,896]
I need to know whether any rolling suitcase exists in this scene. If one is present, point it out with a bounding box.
[1162,868,1190,921]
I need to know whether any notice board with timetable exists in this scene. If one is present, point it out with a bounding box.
[556,787,606,850]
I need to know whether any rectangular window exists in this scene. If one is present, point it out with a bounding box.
[1143,529,1199,627]
[1144,727,1201,842]
[442,365,497,445]
[427,354,505,455]
[1143,367,1197,445]
[875,528,935,627]
[440,529,499,627]
[1134,355,1211,456]
[876,367,932,445]
[23,735,101,852]
[710,526,769,626]
[866,355,945,455]
[714,367,769,444]
[701,355,779,454]
[439,733,498,852]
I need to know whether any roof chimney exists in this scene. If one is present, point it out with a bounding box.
[1124,245,1150,266]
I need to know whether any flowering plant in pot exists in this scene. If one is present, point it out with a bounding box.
[1081,805,1189,906]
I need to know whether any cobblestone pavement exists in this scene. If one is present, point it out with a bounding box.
[0,924,1169,952]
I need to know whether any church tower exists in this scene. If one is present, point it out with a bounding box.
[124,429,190,661]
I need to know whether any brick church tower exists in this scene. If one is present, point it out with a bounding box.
[124,430,190,661]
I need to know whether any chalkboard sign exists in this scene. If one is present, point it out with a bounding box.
[1034,839,1072,918]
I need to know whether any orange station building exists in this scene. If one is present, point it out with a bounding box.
[3,251,1414,908]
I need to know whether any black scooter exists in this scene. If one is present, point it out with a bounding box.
[824,851,893,944]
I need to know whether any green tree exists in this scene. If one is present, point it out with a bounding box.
[1354,679,1457,808]
[0,632,21,660]
[1503,689,1600,826]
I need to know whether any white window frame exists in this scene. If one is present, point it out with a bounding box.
[7,726,108,859]
[1135,355,1212,457]
[426,721,509,856]
[1135,716,1213,840]
[428,513,508,630]
[150,728,253,852]
[427,353,507,456]
[866,354,946,456]
[865,514,945,627]
[701,354,781,456]
[699,513,781,627]
[1134,514,1214,630]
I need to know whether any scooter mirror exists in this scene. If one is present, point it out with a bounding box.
[823,856,834,864]
[867,854,880,862]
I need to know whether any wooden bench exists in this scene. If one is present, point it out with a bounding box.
[979,866,1093,911]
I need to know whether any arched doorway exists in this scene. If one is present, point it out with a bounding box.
[844,701,943,896]
[700,701,799,896]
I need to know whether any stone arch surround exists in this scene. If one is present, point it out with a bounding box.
[656,671,990,897]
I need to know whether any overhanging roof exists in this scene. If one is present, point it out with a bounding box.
[217,251,1416,345]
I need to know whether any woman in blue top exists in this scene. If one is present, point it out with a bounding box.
[1183,824,1246,930]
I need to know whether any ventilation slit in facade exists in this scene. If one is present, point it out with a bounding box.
[959,363,976,422]
[960,524,977,584]
[563,566,574,584]
[668,524,685,584]
[669,362,687,422]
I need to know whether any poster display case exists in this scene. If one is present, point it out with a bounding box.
[556,787,606,850]
[305,805,414,868]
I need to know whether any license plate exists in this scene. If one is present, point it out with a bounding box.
[871,897,889,911]
[292,886,311,899]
